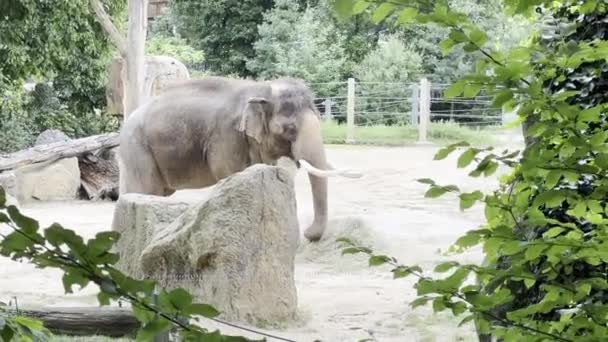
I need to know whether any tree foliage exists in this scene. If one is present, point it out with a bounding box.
[0,0,124,152]
[171,0,276,77]
[248,0,346,97]
[334,0,608,340]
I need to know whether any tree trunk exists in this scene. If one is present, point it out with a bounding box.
[124,0,149,117]
[13,306,140,337]
[0,133,119,172]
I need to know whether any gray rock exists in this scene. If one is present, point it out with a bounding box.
[14,158,80,202]
[0,171,18,199]
[35,129,71,146]
[112,164,300,325]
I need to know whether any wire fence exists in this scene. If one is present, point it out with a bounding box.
[308,80,504,129]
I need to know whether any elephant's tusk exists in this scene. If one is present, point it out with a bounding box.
[298,160,363,178]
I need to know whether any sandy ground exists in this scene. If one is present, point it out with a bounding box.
[0,130,525,342]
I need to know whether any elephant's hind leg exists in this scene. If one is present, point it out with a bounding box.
[119,139,169,197]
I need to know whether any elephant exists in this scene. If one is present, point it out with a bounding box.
[118,76,359,241]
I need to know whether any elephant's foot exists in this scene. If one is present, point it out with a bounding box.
[304,220,327,242]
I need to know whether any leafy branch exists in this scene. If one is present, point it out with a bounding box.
[0,186,265,341]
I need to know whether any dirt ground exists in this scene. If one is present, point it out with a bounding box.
[0,130,525,342]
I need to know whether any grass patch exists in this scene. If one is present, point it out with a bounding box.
[321,120,499,147]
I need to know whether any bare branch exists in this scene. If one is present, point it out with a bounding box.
[89,0,127,56]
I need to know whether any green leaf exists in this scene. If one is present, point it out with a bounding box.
[458,314,475,327]
[62,271,90,293]
[44,223,67,247]
[341,246,370,255]
[501,240,521,255]
[463,83,482,98]
[336,237,355,245]
[371,3,395,23]
[132,304,156,324]
[351,0,369,14]
[97,292,112,306]
[168,288,193,310]
[532,190,566,208]
[543,227,565,238]
[425,185,459,198]
[416,178,436,185]
[185,303,220,318]
[578,105,602,123]
[410,297,430,308]
[432,298,446,312]
[468,28,488,46]
[455,232,481,249]
[492,89,514,109]
[567,201,587,218]
[7,206,39,234]
[451,302,467,316]
[333,0,354,17]
[0,231,34,253]
[545,170,562,189]
[368,255,391,266]
[13,316,45,331]
[444,80,466,98]
[1,324,14,342]
[0,187,5,208]
[457,148,479,168]
[396,7,418,23]
[524,244,547,261]
[439,38,455,56]
[425,186,448,198]
[459,191,484,210]
[434,261,459,273]
[524,278,536,289]
[87,231,120,257]
[136,318,171,342]
[448,30,468,43]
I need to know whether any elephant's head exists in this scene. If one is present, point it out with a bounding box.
[237,78,330,241]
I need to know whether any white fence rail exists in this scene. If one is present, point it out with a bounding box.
[309,78,504,143]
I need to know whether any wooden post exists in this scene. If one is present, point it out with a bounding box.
[124,0,149,117]
[322,98,335,121]
[418,78,431,144]
[346,78,355,144]
[410,83,418,125]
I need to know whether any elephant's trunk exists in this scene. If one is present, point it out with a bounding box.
[292,113,329,241]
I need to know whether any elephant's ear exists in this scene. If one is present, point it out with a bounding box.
[238,97,269,144]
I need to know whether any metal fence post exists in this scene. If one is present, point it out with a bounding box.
[418,78,431,144]
[322,98,335,121]
[410,83,419,125]
[346,78,356,144]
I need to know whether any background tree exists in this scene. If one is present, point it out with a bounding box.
[0,0,125,153]
[248,0,346,97]
[353,34,423,125]
[171,0,276,77]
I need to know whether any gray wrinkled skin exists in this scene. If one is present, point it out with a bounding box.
[119,76,329,241]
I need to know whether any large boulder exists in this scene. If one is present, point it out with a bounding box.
[112,164,300,325]
[6,130,81,203]
[14,158,81,202]
[106,55,190,115]
[34,129,70,146]
[0,171,18,200]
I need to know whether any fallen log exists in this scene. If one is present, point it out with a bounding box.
[0,133,119,172]
[11,306,140,337]
[78,147,120,201]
